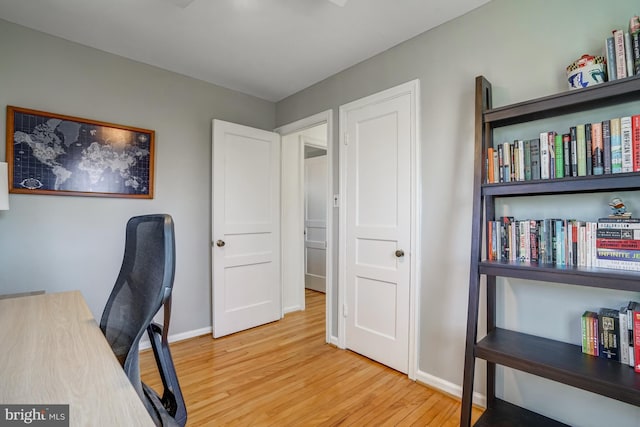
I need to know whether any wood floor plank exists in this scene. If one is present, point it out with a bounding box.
[140,289,483,426]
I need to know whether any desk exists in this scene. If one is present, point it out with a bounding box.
[0,291,154,426]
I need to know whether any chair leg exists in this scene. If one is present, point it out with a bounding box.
[147,323,187,427]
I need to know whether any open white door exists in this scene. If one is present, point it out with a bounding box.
[212,119,281,338]
[304,151,327,293]
[340,80,419,375]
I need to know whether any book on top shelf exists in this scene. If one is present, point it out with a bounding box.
[632,115,640,171]
[606,36,617,81]
[576,125,587,176]
[613,29,628,79]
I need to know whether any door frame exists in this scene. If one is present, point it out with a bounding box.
[275,109,334,345]
[338,80,421,379]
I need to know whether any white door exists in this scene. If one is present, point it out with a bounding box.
[212,119,281,338]
[340,81,418,374]
[304,153,327,292]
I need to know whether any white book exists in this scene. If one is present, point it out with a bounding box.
[625,32,634,77]
[620,308,630,365]
[614,29,628,79]
[539,132,550,179]
[597,258,640,271]
[518,140,525,181]
[621,116,633,172]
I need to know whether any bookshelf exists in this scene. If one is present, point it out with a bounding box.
[460,75,640,426]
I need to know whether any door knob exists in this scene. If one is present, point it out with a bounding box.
[216,240,226,247]
[395,249,404,258]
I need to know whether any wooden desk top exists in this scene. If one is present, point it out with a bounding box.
[0,291,154,426]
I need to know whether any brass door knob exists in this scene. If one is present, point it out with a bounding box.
[395,249,404,258]
[216,240,226,247]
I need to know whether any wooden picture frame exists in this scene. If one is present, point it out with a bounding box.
[6,106,154,198]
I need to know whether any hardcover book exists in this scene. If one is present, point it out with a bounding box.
[554,133,564,178]
[591,123,604,175]
[530,138,541,180]
[632,115,640,171]
[576,124,587,176]
[598,308,621,361]
[610,117,622,173]
[621,116,633,173]
[602,120,612,174]
[585,123,593,176]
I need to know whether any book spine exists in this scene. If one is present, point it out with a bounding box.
[626,31,635,77]
[633,115,640,171]
[633,31,640,75]
[502,141,511,182]
[540,132,549,179]
[524,139,531,181]
[628,301,637,367]
[591,312,600,356]
[603,120,612,174]
[598,308,620,361]
[621,116,633,172]
[582,312,590,354]
[614,29,628,79]
[597,258,640,271]
[610,117,622,173]
[596,238,640,249]
[487,147,495,183]
[554,133,564,178]
[518,140,525,181]
[548,132,555,179]
[620,308,630,365]
[590,123,603,175]
[632,303,640,372]
[606,36,617,81]
[596,228,640,239]
[585,123,593,176]
[569,126,578,176]
[562,133,571,177]
[529,220,539,262]
[530,138,540,180]
[596,248,640,262]
[576,124,586,176]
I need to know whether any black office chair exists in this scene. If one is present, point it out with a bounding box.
[100,214,187,427]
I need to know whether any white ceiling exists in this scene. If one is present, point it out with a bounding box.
[0,0,490,101]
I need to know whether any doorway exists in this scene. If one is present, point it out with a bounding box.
[277,110,334,344]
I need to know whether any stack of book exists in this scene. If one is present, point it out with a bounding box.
[581,302,640,373]
[596,217,640,271]
[485,115,640,184]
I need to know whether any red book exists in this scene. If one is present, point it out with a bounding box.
[632,115,640,171]
[632,302,640,372]
[596,238,640,250]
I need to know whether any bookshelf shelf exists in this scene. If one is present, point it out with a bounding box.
[460,76,640,426]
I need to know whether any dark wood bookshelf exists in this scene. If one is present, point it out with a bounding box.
[460,75,640,427]
[474,399,570,427]
[476,328,640,407]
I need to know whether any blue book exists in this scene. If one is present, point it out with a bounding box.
[611,117,622,173]
[606,36,617,81]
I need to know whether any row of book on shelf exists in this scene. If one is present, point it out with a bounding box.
[485,115,640,184]
[605,17,640,81]
[487,217,640,271]
[582,302,640,373]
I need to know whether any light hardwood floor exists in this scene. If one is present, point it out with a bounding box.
[140,290,482,426]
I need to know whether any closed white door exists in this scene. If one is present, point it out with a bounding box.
[304,153,327,292]
[340,81,418,374]
[212,119,281,338]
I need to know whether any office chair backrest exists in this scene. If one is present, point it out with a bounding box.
[100,214,181,425]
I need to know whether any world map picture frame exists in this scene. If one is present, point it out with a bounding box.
[6,106,155,199]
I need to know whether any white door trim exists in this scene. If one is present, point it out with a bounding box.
[275,109,335,345]
[338,80,421,380]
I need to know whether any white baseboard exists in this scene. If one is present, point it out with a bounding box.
[283,304,303,314]
[415,369,486,408]
[138,326,212,351]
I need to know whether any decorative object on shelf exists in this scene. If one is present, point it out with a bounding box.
[6,106,155,199]
[0,162,9,210]
[566,54,606,90]
[609,197,632,218]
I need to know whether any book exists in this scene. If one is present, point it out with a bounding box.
[576,124,586,176]
[591,122,604,175]
[569,126,578,176]
[562,133,571,177]
[598,217,640,228]
[517,139,525,181]
[621,116,633,172]
[524,139,531,181]
[596,228,640,239]
[631,302,640,372]
[548,132,556,179]
[530,138,540,180]
[606,36,617,81]
[633,31,640,75]
[619,307,630,365]
[590,311,600,356]
[540,132,549,179]
[632,115,640,171]
[627,301,637,367]
[502,141,511,182]
[610,117,622,173]
[598,308,620,361]
[585,123,593,176]
[487,147,495,183]
[596,238,640,249]
[597,258,640,271]
[554,133,563,178]
[602,120,612,174]
[529,220,539,262]
[625,31,635,77]
[614,29,628,79]
[596,248,640,262]
[581,311,591,354]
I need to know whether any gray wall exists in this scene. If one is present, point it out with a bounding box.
[276,0,640,425]
[0,19,275,337]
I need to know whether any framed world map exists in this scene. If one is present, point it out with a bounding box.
[6,106,154,198]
